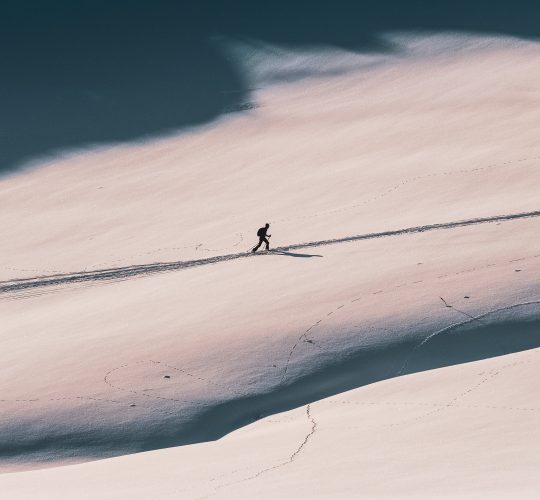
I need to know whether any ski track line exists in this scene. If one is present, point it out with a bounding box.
[3,254,538,416]
[3,155,538,279]
[86,233,245,271]
[2,263,538,480]
[30,256,532,419]
[100,251,540,408]
[0,233,245,279]
[6,251,527,413]
[1,209,539,297]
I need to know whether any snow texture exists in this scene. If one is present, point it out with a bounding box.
[1,33,539,498]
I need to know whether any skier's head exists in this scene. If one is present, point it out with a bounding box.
[265,223,270,228]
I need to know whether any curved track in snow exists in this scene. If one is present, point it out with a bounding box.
[1,209,539,295]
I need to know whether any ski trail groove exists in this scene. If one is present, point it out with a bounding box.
[1,209,539,296]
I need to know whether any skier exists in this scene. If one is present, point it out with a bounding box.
[252,223,271,252]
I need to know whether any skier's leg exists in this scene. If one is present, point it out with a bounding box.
[264,237,270,250]
[252,238,263,252]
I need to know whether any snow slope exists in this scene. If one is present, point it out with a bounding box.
[2,346,539,499]
[0,34,539,497]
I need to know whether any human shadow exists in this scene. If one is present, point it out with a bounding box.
[3,1,540,176]
[270,250,323,258]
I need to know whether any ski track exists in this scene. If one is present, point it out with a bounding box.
[3,153,538,279]
[4,256,537,415]
[1,209,539,297]
[2,179,540,489]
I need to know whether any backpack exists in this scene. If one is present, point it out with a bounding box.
[257,227,265,237]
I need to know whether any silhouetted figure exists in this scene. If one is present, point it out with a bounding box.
[252,223,271,252]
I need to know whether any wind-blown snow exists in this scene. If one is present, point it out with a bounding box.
[0,33,539,498]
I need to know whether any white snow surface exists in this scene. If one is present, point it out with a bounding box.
[1,34,539,498]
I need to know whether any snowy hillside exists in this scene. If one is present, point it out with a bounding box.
[1,34,539,498]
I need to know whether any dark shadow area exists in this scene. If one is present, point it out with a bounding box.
[403,312,540,374]
[2,1,540,175]
[158,302,540,449]
[2,303,539,468]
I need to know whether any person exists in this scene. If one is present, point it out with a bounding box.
[252,223,271,252]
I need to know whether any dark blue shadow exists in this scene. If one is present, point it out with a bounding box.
[2,1,540,175]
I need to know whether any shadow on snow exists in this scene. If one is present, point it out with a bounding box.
[2,1,540,175]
